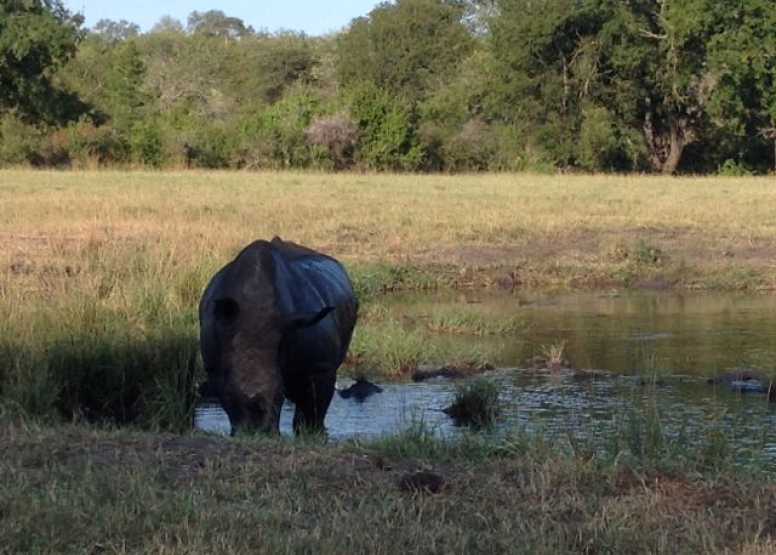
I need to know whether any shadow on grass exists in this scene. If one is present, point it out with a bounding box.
[0,331,202,432]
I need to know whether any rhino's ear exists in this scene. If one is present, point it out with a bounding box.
[282,306,334,331]
[214,297,240,324]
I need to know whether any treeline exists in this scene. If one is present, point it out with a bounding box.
[1,0,775,174]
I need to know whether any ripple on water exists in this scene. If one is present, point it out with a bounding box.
[194,369,776,468]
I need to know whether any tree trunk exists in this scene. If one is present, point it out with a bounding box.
[764,127,776,172]
[661,117,687,175]
[642,98,691,175]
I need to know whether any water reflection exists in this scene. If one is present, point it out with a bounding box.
[382,288,776,375]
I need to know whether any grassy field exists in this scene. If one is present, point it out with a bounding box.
[3,416,776,555]
[3,170,776,553]
[3,170,776,288]
[2,169,776,420]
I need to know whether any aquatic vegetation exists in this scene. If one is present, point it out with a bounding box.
[425,304,525,336]
[347,262,440,301]
[539,340,567,365]
[443,377,502,428]
[348,319,428,378]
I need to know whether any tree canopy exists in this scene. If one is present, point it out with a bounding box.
[0,0,86,124]
[1,0,774,174]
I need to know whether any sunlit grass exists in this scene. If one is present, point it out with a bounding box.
[3,169,776,425]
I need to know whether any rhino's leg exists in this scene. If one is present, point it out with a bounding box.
[287,371,336,434]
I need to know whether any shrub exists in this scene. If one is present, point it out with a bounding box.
[347,81,423,171]
[0,113,42,166]
[305,114,358,170]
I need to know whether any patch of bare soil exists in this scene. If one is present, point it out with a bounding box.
[401,227,776,289]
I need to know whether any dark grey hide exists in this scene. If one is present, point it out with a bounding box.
[199,237,358,434]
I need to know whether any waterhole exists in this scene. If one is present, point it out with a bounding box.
[196,289,776,462]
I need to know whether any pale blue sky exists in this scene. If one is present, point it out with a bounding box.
[63,0,383,35]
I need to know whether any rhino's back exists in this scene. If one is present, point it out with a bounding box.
[268,238,358,368]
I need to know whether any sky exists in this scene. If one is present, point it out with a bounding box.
[62,0,383,36]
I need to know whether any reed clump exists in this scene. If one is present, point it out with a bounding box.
[443,377,502,428]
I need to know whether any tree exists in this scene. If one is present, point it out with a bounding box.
[346,80,423,171]
[102,40,147,129]
[187,10,253,39]
[705,0,776,171]
[139,25,235,118]
[459,0,498,35]
[93,19,139,44]
[336,0,474,103]
[234,32,317,105]
[487,0,608,169]
[0,0,86,124]
[488,0,746,174]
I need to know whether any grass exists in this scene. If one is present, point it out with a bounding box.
[2,416,776,555]
[3,169,776,426]
[4,169,776,553]
[425,304,525,336]
[442,377,502,428]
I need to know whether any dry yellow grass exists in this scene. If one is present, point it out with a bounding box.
[2,169,776,292]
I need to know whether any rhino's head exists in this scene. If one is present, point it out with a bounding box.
[211,294,333,434]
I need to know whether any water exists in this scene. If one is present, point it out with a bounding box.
[195,289,776,461]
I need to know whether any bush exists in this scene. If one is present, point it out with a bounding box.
[232,93,320,169]
[717,158,753,176]
[66,120,129,167]
[347,81,423,171]
[0,113,43,166]
[305,114,358,170]
[129,121,165,167]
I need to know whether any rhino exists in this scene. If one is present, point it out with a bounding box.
[199,237,358,434]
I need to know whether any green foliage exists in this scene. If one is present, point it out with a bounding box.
[578,106,646,172]
[717,158,754,177]
[241,32,316,104]
[336,0,474,103]
[232,92,320,169]
[0,112,41,165]
[347,81,423,171]
[3,1,776,173]
[0,0,87,125]
[64,120,128,167]
[102,40,147,130]
[487,0,776,174]
[417,50,494,171]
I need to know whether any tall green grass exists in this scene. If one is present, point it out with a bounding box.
[0,239,213,430]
